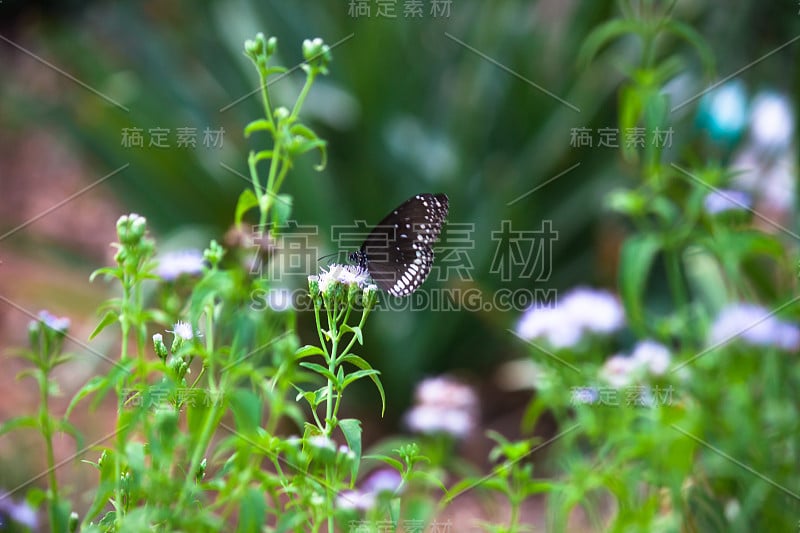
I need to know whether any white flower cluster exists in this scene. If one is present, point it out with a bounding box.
[308,263,373,293]
[403,375,478,439]
[599,340,672,388]
[516,287,625,348]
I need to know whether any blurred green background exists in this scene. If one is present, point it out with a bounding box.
[0,0,798,433]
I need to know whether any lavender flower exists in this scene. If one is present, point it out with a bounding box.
[0,493,38,530]
[516,287,624,348]
[336,469,402,512]
[36,310,71,333]
[703,189,752,215]
[709,303,800,351]
[156,249,205,281]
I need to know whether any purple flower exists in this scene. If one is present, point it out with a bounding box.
[156,249,205,281]
[703,189,751,215]
[336,469,403,512]
[361,469,402,495]
[516,287,624,348]
[36,310,71,333]
[0,493,38,529]
[709,303,800,351]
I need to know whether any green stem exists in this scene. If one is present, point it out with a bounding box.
[247,151,264,202]
[290,72,316,120]
[177,304,218,512]
[114,275,133,526]
[40,373,59,525]
[664,245,692,341]
[259,144,282,229]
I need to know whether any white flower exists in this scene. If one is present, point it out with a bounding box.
[172,321,194,341]
[516,287,624,349]
[600,340,672,386]
[156,249,205,281]
[710,303,800,351]
[703,189,751,215]
[560,287,625,334]
[600,354,639,388]
[749,91,794,151]
[630,340,672,375]
[404,375,478,439]
[414,375,478,411]
[307,435,336,451]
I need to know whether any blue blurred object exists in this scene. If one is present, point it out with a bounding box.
[696,80,748,144]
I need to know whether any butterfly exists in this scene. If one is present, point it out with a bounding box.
[350,193,449,297]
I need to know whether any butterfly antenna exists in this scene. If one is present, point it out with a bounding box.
[317,251,346,265]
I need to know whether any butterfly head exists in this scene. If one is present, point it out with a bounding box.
[348,250,368,270]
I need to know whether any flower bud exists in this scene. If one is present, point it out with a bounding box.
[153,333,168,360]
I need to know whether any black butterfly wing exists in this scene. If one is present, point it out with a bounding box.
[360,193,449,296]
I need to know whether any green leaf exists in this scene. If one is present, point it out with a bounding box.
[340,324,363,345]
[339,418,362,483]
[619,234,661,335]
[274,509,307,533]
[65,375,111,418]
[339,355,386,416]
[56,418,85,450]
[244,118,274,137]
[89,266,120,282]
[90,310,119,340]
[0,415,38,436]
[294,345,326,359]
[238,487,266,533]
[364,454,404,472]
[289,124,327,170]
[271,193,293,226]
[663,20,715,77]
[577,18,641,67]
[235,188,260,226]
[341,369,381,389]
[298,361,337,382]
[229,388,262,436]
